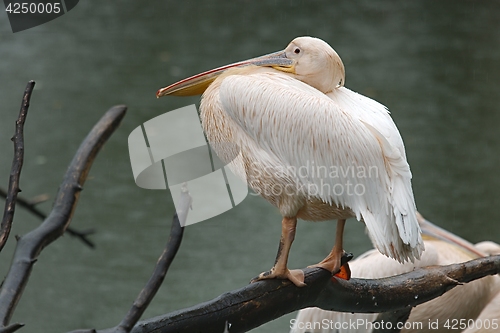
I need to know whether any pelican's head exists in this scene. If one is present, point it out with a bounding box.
[157,36,344,97]
[281,37,345,93]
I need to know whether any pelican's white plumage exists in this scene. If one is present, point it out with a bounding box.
[214,72,420,261]
[327,87,421,259]
[157,36,424,286]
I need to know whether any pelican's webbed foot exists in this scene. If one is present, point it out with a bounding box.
[251,267,305,287]
[308,251,353,280]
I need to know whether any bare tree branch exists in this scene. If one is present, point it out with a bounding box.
[124,255,500,333]
[69,186,192,333]
[0,323,25,333]
[112,194,189,333]
[108,215,184,333]
[0,105,127,331]
[0,81,35,253]
[315,255,500,312]
[115,214,183,333]
[0,187,96,248]
[0,188,46,220]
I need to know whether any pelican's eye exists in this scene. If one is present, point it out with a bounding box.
[294,47,301,54]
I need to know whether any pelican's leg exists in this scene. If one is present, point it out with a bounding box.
[310,219,347,275]
[251,216,306,287]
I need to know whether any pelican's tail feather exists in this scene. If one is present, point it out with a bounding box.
[362,208,424,263]
[391,175,424,258]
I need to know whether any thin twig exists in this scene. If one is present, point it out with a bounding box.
[107,185,190,333]
[113,213,187,332]
[0,188,45,220]
[64,228,96,248]
[0,81,35,253]
[24,193,49,206]
[0,105,127,330]
[0,323,25,333]
[0,188,96,248]
[69,187,191,333]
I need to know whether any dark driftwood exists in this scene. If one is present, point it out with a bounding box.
[126,255,500,333]
[0,187,96,248]
[0,105,127,332]
[0,81,35,253]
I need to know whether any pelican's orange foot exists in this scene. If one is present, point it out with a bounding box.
[308,255,342,274]
[333,262,351,280]
[309,251,353,280]
[251,268,306,287]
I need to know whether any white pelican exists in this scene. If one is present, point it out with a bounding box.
[462,241,500,333]
[291,215,500,333]
[157,36,424,287]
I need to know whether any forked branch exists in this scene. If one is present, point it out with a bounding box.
[0,104,127,331]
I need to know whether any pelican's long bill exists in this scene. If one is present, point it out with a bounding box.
[417,212,486,257]
[156,50,294,97]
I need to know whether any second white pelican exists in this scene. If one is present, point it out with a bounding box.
[157,36,424,286]
[291,215,500,333]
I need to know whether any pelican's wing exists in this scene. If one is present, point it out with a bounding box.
[328,88,423,259]
[328,88,408,156]
[218,72,423,262]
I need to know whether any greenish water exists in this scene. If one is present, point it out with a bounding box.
[0,1,499,332]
